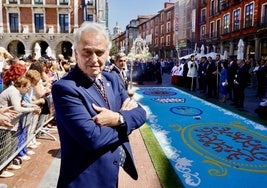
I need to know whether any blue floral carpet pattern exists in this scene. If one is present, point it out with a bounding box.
[135,87,267,188]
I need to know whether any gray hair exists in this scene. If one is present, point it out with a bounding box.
[73,22,111,50]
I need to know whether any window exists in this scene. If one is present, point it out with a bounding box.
[201,25,206,39]
[86,0,93,6]
[262,4,267,24]
[245,3,254,28]
[160,13,164,23]
[166,22,170,33]
[155,38,158,46]
[166,35,170,46]
[210,22,214,38]
[223,13,230,34]
[87,14,93,21]
[9,0,18,3]
[35,0,43,4]
[160,37,164,46]
[233,9,240,31]
[59,14,69,33]
[160,25,164,35]
[210,0,215,16]
[201,9,206,23]
[59,0,69,5]
[216,19,221,37]
[35,14,44,33]
[155,17,158,25]
[167,12,171,21]
[9,13,19,33]
[216,0,221,12]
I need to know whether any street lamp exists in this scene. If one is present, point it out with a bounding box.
[175,42,179,60]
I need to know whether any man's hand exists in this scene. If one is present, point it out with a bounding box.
[92,104,120,126]
[120,98,138,111]
[92,98,138,127]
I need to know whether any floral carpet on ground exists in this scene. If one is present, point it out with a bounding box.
[134,87,267,188]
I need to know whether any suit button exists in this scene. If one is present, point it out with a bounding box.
[113,161,118,165]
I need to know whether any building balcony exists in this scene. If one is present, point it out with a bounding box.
[256,16,267,29]
[200,0,207,8]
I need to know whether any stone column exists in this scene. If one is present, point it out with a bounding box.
[229,41,234,56]
[220,42,224,55]
[254,37,260,61]
[0,0,3,33]
[73,0,79,29]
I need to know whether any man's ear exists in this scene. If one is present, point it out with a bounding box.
[74,49,78,60]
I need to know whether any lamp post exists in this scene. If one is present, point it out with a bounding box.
[176,42,179,61]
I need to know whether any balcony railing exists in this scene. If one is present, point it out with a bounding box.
[244,19,253,28]
[200,16,206,23]
[9,0,18,4]
[257,16,267,28]
[233,24,241,31]
[220,0,230,10]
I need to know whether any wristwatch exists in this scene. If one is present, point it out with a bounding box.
[119,113,125,125]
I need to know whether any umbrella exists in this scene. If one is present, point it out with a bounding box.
[237,39,244,60]
[34,43,41,60]
[179,53,196,60]
[46,46,52,58]
[200,44,205,55]
[206,52,223,59]
[223,50,228,60]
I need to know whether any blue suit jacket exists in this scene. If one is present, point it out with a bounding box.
[52,65,146,188]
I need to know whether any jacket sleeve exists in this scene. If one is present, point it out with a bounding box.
[52,81,122,152]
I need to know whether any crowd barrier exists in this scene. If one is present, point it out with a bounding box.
[0,97,55,172]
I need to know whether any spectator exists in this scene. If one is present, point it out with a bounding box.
[177,59,184,87]
[232,59,250,108]
[255,59,267,102]
[24,69,44,150]
[170,61,179,85]
[205,56,217,98]
[2,61,27,90]
[187,55,198,91]
[219,60,228,103]
[104,52,130,93]
[227,55,238,100]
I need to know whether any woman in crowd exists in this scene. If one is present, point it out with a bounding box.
[2,61,27,89]
[24,69,44,151]
[219,60,228,103]
[28,60,52,132]
[0,75,41,177]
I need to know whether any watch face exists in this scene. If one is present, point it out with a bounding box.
[120,115,124,124]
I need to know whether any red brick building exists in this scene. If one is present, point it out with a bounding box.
[199,0,267,60]
[0,0,107,59]
[112,0,267,61]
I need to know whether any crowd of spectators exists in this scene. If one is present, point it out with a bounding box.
[0,47,73,178]
[170,54,267,116]
[125,58,174,85]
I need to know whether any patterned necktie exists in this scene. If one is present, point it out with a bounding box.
[94,78,109,108]
[95,78,104,94]
[118,145,126,167]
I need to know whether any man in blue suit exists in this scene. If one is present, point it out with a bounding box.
[52,22,147,188]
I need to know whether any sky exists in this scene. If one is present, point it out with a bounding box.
[107,0,172,33]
